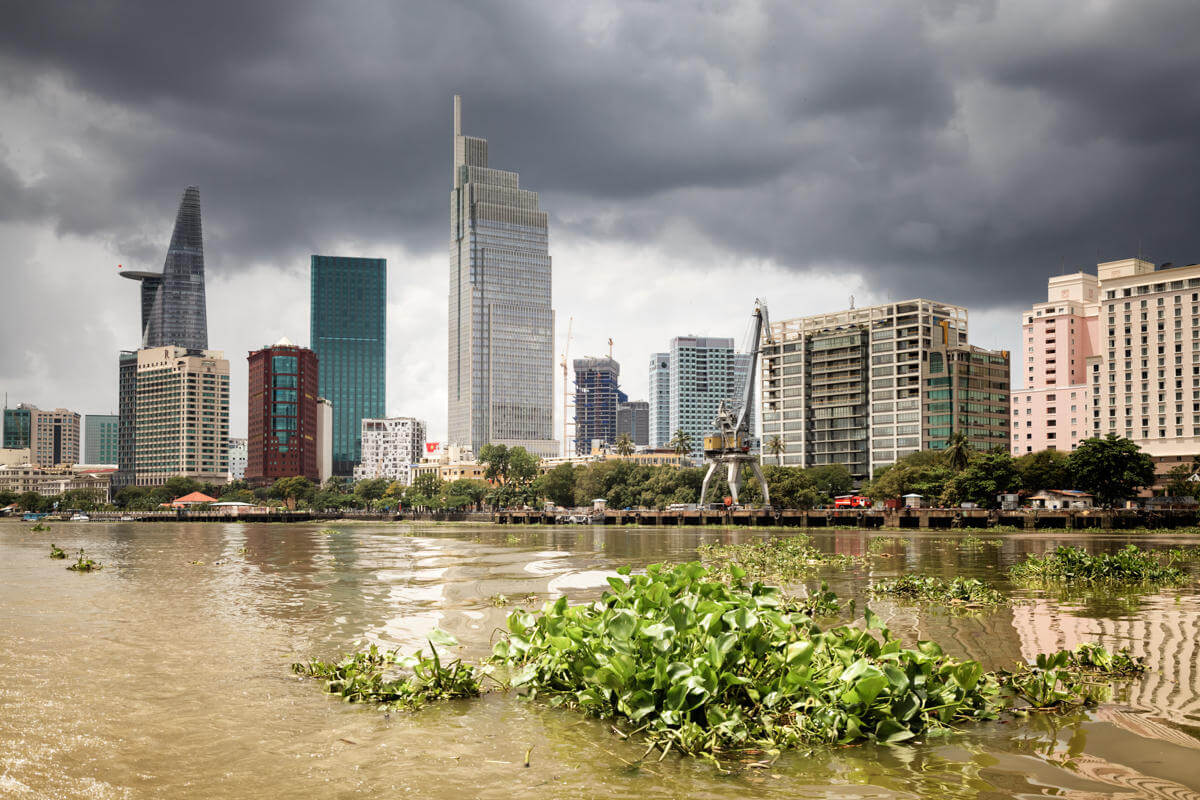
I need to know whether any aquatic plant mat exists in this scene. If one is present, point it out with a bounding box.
[294,561,1147,765]
[1009,544,1190,585]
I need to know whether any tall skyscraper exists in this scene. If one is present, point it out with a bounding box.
[617,400,650,448]
[310,255,386,476]
[666,336,739,459]
[83,414,118,464]
[116,186,211,488]
[573,357,623,454]
[648,353,671,448]
[130,346,229,485]
[448,95,556,457]
[246,338,320,484]
[120,186,208,350]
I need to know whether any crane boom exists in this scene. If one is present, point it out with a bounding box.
[733,299,767,435]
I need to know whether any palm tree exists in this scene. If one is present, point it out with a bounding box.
[668,428,694,457]
[945,432,971,472]
[766,435,785,465]
[614,433,635,456]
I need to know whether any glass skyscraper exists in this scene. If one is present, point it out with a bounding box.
[448,95,556,457]
[84,414,119,464]
[573,357,624,455]
[120,186,207,350]
[310,255,386,476]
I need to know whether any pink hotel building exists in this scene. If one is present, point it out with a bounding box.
[1012,272,1100,454]
[1016,258,1200,474]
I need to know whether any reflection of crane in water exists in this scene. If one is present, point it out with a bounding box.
[700,299,772,507]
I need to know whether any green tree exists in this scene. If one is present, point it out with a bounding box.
[271,476,316,510]
[113,485,149,510]
[162,476,202,499]
[478,443,510,483]
[804,463,854,500]
[17,491,49,512]
[1014,449,1072,494]
[1066,434,1155,507]
[59,488,106,511]
[506,447,540,486]
[944,432,971,472]
[866,453,954,504]
[354,477,390,510]
[765,435,785,466]
[614,433,635,456]
[446,478,489,510]
[410,472,444,499]
[668,428,694,457]
[220,479,252,496]
[744,465,821,508]
[0,488,17,508]
[534,463,578,507]
[1164,462,1200,497]
[942,451,1021,508]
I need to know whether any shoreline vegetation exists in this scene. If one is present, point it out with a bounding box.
[293,559,1152,767]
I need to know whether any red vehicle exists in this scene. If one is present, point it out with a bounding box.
[834,495,872,509]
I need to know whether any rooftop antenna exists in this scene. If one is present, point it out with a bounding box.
[607,337,613,359]
[849,294,855,310]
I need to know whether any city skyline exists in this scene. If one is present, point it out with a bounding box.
[2,3,1200,448]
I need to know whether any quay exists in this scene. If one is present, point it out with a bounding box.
[493,507,1200,530]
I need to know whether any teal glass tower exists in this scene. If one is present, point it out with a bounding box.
[310,255,386,477]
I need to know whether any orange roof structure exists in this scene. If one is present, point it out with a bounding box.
[169,491,217,507]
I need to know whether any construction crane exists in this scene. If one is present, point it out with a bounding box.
[560,316,574,458]
[700,299,773,507]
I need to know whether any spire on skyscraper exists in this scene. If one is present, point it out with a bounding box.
[120,186,208,350]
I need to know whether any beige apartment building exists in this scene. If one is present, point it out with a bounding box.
[761,299,1009,480]
[132,346,230,486]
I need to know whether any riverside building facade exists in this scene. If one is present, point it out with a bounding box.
[1012,273,1100,454]
[447,95,557,458]
[617,400,650,447]
[246,339,319,484]
[353,417,427,485]
[761,300,1007,479]
[648,354,671,448]
[311,255,386,476]
[2,404,80,467]
[129,346,229,486]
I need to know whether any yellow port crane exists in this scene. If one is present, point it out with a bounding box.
[700,299,773,507]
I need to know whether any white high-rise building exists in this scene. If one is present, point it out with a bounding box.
[227,438,247,481]
[447,95,556,458]
[354,417,426,485]
[648,353,671,448]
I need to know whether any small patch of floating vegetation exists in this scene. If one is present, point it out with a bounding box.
[320,528,342,536]
[958,535,1002,550]
[66,548,101,572]
[48,544,67,559]
[31,522,49,532]
[1010,544,1187,585]
[295,563,1147,763]
[867,536,910,556]
[870,575,1004,606]
[1000,644,1145,710]
[698,535,865,585]
[292,633,482,709]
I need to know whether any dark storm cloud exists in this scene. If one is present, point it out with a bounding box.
[1,0,1198,305]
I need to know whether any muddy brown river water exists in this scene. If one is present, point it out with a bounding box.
[2,521,1200,799]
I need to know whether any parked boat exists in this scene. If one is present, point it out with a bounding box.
[69,513,90,522]
[23,512,45,522]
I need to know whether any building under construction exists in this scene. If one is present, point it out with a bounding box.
[573,356,625,455]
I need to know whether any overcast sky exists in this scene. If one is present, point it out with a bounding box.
[2,0,1199,446]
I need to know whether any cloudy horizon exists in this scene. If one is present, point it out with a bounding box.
[2,0,1199,444]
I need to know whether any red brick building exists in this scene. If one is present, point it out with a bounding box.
[246,338,319,484]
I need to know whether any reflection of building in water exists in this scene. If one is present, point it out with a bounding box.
[875,601,1027,671]
[1011,598,1200,731]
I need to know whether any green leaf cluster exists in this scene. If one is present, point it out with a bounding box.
[291,634,481,709]
[1009,544,1187,584]
[697,535,866,586]
[66,548,101,572]
[870,575,1004,606]
[492,562,1000,754]
[48,543,66,559]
